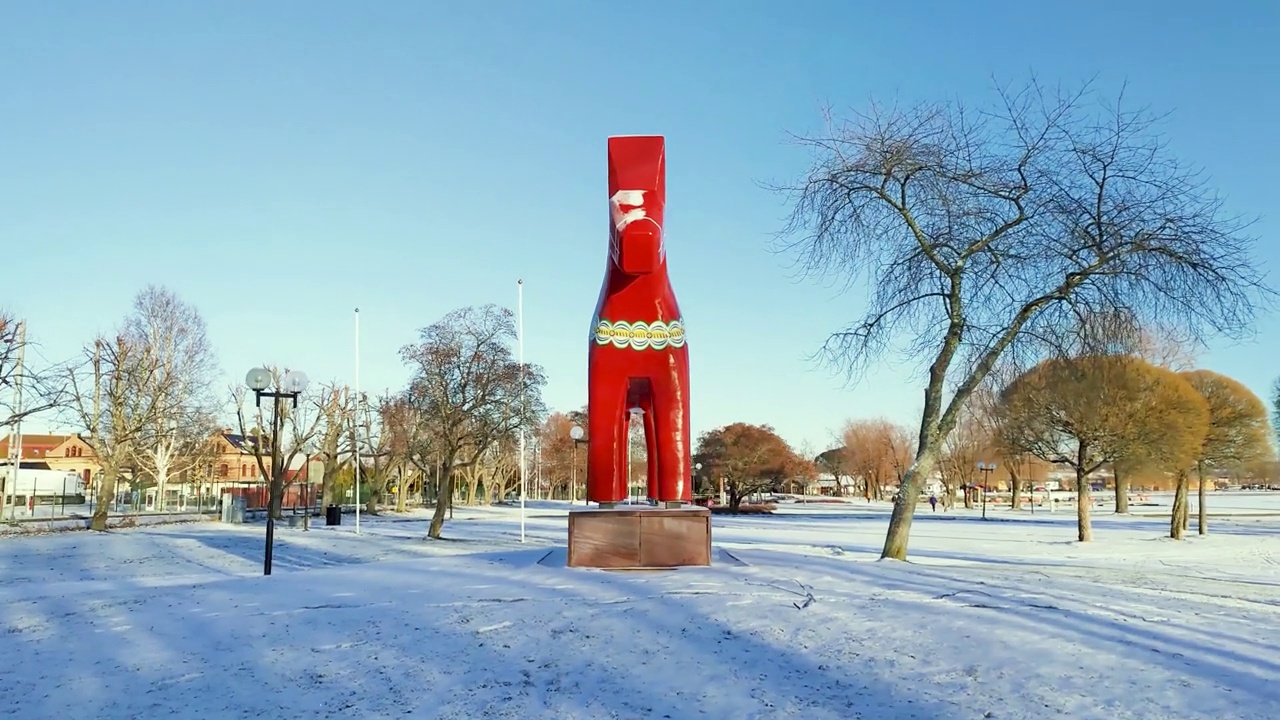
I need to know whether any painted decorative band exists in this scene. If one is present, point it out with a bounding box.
[594,318,686,350]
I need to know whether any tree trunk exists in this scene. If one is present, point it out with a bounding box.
[1008,467,1022,510]
[464,470,479,505]
[91,468,118,531]
[728,484,743,513]
[396,472,409,513]
[880,444,940,560]
[1170,471,1188,540]
[1114,467,1129,514]
[321,469,336,509]
[1196,462,1208,535]
[428,467,455,539]
[1075,470,1092,542]
[270,475,284,520]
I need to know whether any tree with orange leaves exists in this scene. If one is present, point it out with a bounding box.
[1178,370,1272,537]
[532,409,586,499]
[999,355,1208,542]
[840,418,913,501]
[695,423,806,512]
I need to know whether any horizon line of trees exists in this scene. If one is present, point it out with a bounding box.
[6,288,1277,546]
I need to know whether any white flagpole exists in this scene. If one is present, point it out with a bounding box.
[354,307,361,536]
[7,321,26,520]
[518,279,526,543]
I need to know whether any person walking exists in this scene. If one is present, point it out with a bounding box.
[928,494,938,512]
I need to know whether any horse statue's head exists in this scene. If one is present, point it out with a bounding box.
[607,135,666,276]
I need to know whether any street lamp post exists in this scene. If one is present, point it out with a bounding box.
[245,367,309,576]
[977,462,996,521]
[569,425,585,504]
[694,462,703,503]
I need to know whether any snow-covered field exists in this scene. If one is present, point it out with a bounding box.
[2,495,1279,719]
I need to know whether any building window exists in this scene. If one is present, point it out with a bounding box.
[218,464,228,478]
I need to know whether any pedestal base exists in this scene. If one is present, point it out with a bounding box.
[567,506,712,569]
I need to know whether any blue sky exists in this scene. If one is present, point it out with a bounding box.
[3,1,1278,452]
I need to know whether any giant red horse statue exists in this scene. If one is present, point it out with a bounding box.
[586,135,692,506]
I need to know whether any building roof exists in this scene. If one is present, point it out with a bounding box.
[220,433,261,454]
[0,434,72,459]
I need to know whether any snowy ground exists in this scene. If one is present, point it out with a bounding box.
[2,495,1279,719]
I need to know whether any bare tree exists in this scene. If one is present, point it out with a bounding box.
[841,418,913,501]
[482,435,522,503]
[396,397,443,507]
[2,314,67,504]
[627,412,647,497]
[126,288,221,508]
[971,373,1033,509]
[68,286,219,530]
[815,445,853,497]
[305,383,355,509]
[939,405,984,509]
[451,432,525,506]
[379,395,420,512]
[1135,326,1199,372]
[1,312,66,431]
[354,392,395,514]
[132,417,220,509]
[769,77,1272,559]
[399,304,546,539]
[537,411,583,500]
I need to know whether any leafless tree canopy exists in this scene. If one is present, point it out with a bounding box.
[768,76,1274,559]
[772,78,1269,389]
[68,285,221,530]
[1,312,67,428]
[127,287,222,496]
[399,304,547,538]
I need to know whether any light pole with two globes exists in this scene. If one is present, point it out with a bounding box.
[245,367,309,576]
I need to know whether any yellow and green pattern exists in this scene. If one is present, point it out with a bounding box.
[593,317,686,351]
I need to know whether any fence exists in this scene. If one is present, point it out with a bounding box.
[222,484,319,513]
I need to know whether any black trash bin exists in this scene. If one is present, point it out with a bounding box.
[325,504,342,526]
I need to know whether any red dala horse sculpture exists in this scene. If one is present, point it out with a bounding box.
[586,135,692,506]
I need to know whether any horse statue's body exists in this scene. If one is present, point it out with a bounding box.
[586,135,692,505]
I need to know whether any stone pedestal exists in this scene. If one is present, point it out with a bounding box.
[567,506,712,569]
